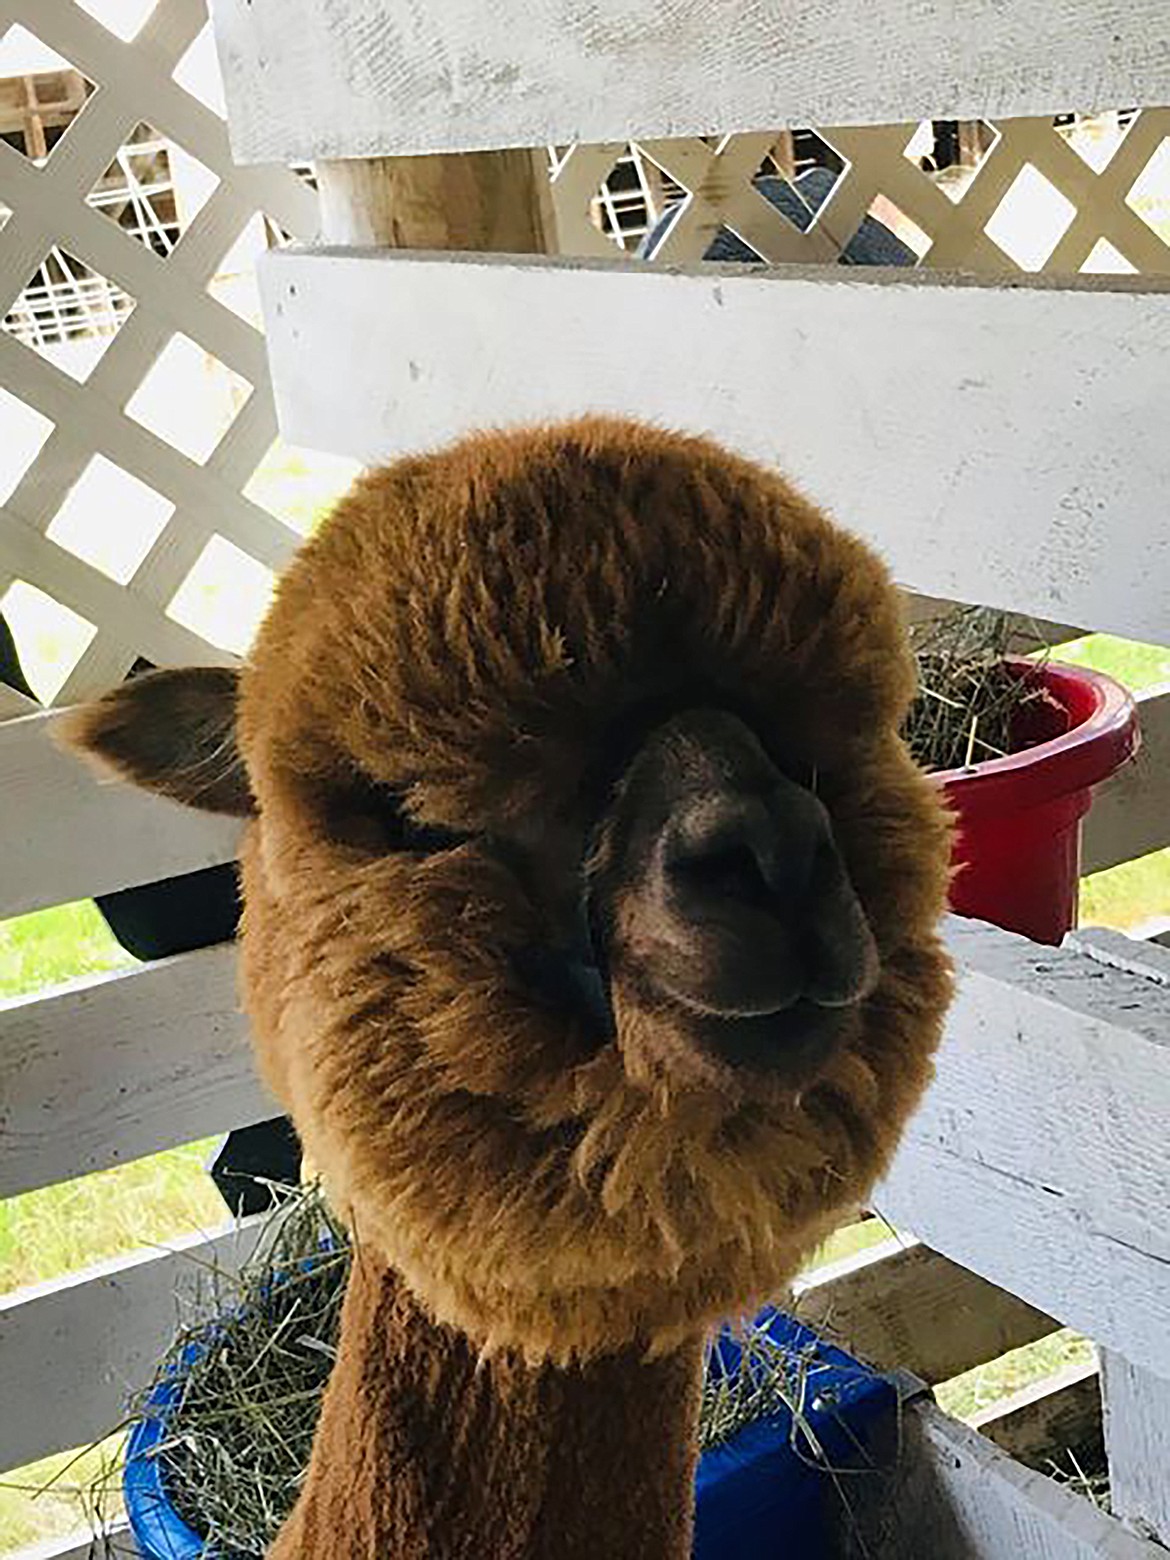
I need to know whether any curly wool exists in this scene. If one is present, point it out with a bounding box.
[235,417,953,1364]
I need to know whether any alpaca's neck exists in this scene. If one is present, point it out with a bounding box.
[269,1250,703,1560]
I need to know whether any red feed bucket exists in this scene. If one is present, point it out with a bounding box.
[935,660,1140,946]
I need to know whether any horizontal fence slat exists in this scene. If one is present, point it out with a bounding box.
[0,709,240,920]
[262,254,1170,645]
[209,0,1170,162]
[795,1239,1056,1386]
[0,945,269,1199]
[875,917,1170,1380]
[1083,688,1170,875]
[868,1398,1165,1559]
[0,1220,264,1474]
[9,1528,139,1560]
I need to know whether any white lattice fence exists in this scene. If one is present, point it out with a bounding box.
[555,112,1170,272]
[2,1,1169,714]
[0,0,323,709]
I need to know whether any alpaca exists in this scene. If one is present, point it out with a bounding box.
[68,418,953,1559]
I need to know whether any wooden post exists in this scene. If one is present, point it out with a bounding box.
[314,150,557,251]
[1101,1349,1170,1546]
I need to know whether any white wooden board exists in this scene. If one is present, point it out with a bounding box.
[876,917,1170,1382]
[0,1219,265,1474]
[261,252,1170,643]
[0,709,241,919]
[0,946,268,1199]
[1101,1349,1170,1546]
[870,1398,1166,1559]
[208,0,1170,161]
[10,1531,138,1560]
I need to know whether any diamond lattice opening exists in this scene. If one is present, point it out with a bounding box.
[3,247,135,381]
[865,197,931,260]
[167,534,275,654]
[1055,110,1137,173]
[0,27,95,162]
[985,164,1077,270]
[172,24,226,117]
[73,0,160,43]
[125,333,253,463]
[244,439,361,536]
[0,580,97,703]
[0,386,53,504]
[1081,238,1138,274]
[89,122,219,258]
[208,212,287,328]
[589,146,680,252]
[758,129,846,190]
[1126,137,1170,247]
[904,119,998,202]
[46,456,174,583]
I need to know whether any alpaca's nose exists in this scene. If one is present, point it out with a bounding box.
[655,780,877,1019]
[663,790,825,910]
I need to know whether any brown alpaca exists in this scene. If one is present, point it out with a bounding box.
[68,418,953,1559]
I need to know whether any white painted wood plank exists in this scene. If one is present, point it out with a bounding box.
[869,1398,1165,1559]
[1101,1349,1170,1546]
[876,917,1170,1381]
[0,708,240,919]
[795,1238,1056,1386]
[9,1530,138,1560]
[208,0,1170,162]
[0,1220,264,1474]
[1082,687,1170,876]
[0,945,269,1199]
[261,252,1170,643]
[0,683,37,722]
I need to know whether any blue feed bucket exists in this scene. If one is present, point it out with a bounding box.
[125,1305,896,1560]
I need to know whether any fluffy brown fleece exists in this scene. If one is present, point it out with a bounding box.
[269,1243,702,1560]
[225,417,953,1364]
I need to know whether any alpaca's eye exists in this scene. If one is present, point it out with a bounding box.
[326,776,469,857]
[324,777,411,853]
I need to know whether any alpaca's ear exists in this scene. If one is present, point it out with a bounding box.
[60,666,255,816]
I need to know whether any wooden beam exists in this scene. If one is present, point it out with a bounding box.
[794,1239,1057,1386]
[0,945,267,1199]
[259,253,1170,644]
[876,918,1170,1379]
[0,1220,264,1474]
[315,152,556,250]
[1101,1350,1170,1546]
[0,707,240,919]
[208,0,1170,163]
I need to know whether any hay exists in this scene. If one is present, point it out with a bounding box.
[139,1186,349,1558]
[127,1186,882,1556]
[904,606,1051,773]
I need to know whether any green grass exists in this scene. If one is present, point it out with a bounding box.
[0,1437,124,1555]
[936,1329,1095,1422]
[0,899,137,1000]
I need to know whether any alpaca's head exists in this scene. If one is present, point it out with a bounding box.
[68,419,952,1362]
